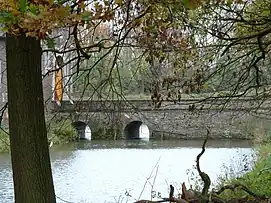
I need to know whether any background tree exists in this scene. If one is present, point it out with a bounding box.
[186,0,271,98]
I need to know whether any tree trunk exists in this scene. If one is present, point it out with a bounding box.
[6,33,56,203]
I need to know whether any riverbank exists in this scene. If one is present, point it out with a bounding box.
[134,139,270,203]
[216,141,271,199]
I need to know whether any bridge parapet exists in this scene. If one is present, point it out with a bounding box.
[51,97,271,113]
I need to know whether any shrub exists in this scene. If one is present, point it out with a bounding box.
[47,119,78,145]
[0,120,78,152]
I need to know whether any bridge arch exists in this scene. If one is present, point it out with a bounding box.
[124,120,150,140]
[72,121,91,140]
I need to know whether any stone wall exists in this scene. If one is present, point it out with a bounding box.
[139,109,255,139]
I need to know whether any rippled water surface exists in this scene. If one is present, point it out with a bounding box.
[0,140,254,203]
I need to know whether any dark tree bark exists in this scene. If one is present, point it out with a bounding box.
[6,33,56,203]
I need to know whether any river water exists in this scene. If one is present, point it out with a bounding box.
[0,140,255,203]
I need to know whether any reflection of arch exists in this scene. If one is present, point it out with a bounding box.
[124,121,150,140]
[72,121,91,140]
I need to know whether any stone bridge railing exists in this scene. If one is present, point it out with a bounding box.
[51,97,271,113]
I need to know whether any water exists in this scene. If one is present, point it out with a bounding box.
[0,140,254,203]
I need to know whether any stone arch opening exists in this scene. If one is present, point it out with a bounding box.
[124,121,150,140]
[72,121,91,140]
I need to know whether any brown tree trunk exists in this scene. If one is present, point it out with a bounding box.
[6,33,56,203]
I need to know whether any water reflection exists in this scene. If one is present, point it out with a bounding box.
[0,140,254,203]
[139,124,150,139]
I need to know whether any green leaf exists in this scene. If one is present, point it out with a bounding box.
[28,4,38,15]
[0,11,17,25]
[19,0,28,13]
[81,11,92,22]
[46,38,56,50]
[227,0,233,6]
[115,0,123,6]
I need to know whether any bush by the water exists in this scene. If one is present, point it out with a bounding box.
[47,119,78,145]
[214,122,271,199]
[239,144,271,196]
[214,142,271,200]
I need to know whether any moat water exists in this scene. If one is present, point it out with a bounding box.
[0,140,255,203]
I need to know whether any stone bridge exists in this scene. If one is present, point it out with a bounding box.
[50,98,271,140]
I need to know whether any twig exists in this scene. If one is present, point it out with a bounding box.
[0,102,8,126]
[150,165,159,200]
[138,157,161,200]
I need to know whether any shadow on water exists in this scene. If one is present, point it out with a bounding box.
[58,139,253,151]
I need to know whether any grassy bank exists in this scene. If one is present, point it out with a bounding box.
[213,141,271,200]
[0,120,77,153]
[213,120,271,199]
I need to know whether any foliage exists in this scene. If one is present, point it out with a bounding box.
[0,0,116,38]
[2,0,268,103]
[47,119,77,145]
[0,121,78,153]
[190,0,271,97]
[91,127,122,140]
[72,46,152,99]
[0,0,250,103]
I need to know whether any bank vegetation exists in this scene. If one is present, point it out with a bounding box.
[0,120,77,153]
